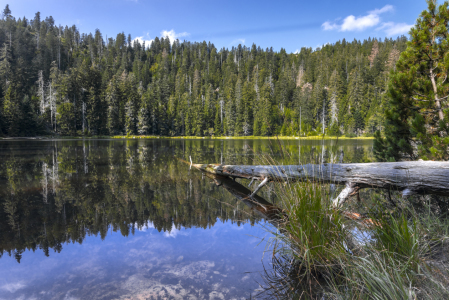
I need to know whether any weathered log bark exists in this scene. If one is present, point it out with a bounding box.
[191,161,449,207]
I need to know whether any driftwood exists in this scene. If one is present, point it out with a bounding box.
[190,160,449,207]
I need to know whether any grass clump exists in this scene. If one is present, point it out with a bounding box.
[278,182,347,277]
[329,208,449,299]
[372,211,428,274]
[260,180,350,298]
[258,180,449,299]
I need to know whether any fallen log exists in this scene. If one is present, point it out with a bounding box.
[190,160,449,207]
[206,173,286,226]
[207,172,377,227]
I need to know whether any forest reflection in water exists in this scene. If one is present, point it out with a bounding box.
[0,138,373,299]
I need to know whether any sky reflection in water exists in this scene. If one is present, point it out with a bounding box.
[0,138,373,299]
[0,220,268,300]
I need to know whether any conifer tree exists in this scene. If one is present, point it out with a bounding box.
[214,104,221,136]
[375,0,449,161]
[106,78,120,134]
[3,85,19,135]
[137,89,151,135]
[234,78,243,136]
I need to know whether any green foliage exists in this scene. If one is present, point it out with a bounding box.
[264,181,449,298]
[0,6,409,137]
[56,102,75,135]
[376,0,449,161]
[328,122,340,136]
[272,181,347,278]
[373,212,426,273]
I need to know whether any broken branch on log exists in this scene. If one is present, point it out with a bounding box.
[205,172,286,225]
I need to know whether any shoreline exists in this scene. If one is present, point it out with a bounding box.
[0,135,375,140]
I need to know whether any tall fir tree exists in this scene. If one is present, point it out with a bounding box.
[375,0,449,161]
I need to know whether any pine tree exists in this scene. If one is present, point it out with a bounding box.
[124,75,139,135]
[214,104,221,136]
[242,81,252,136]
[375,0,449,161]
[2,5,11,18]
[56,102,75,135]
[106,78,120,135]
[3,85,20,135]
[329,70,339,126]
[138,90,151,135]
[260,82,273,136]
[234,78,243,136]
[225,98,235,136]
[368,40,379,68]
[87,86,101,135]
[194,95,205,136]
[20,95,39,136]
[0,43,12,88]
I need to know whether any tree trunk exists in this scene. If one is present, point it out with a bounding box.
[430,67,444,120]
[191,161,449,207]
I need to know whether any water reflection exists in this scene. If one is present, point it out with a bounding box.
[0,138,373,299]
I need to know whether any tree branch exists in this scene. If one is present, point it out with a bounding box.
[412,97,431,102]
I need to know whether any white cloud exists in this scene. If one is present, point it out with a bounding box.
[1,282,26,293]
[369,5,394,15]
[164,228,180,238]
[132,30,189,47]
[377,22,413,36]
[340,14,381,31]
[132,35,153,48]
[322,21,339,31]
[322,5,394,32]
[230,38,246,45]
[63,292,79,300]
[164,226,189,238]
[134,221,155,232]
[160,29,190,44]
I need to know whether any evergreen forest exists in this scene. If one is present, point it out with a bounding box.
[0,5,408,137]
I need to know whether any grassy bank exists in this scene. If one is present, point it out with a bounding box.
[111,135,374,140]
[0,135,374,140]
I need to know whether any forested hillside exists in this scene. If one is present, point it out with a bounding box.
[0,5,407,137]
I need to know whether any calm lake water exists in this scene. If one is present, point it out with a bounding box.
[0,138,373,300]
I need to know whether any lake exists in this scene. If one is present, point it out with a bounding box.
[0,138,373,300]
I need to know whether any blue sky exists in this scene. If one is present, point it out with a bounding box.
[4,0,426,52]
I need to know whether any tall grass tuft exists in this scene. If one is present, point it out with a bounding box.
[330,249,419,299]
[258,178,350,299]
[277,181,347,276]
[372,211,429,275]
